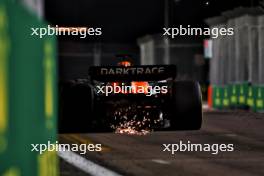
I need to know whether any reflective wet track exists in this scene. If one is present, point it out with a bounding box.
[59,111,264,176]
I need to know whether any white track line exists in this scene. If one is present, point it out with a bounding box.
[151,159,170,165]
[58,150,123,176]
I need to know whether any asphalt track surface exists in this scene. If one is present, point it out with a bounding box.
[59,111,264,176]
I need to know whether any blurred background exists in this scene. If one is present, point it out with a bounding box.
[0,0,264,176]
[44,0,264,108]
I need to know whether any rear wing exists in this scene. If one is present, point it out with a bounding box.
[89,65,177,81]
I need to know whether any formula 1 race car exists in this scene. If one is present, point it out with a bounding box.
[59,56,202,133]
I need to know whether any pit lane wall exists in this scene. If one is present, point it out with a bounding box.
[206,7,264,112]
[0,0,58,175]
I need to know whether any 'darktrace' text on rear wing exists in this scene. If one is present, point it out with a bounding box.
[89,65,177,82]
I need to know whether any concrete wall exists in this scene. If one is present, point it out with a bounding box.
[138,35,205,81]
[259,15,264,84]
[206,7,264,85]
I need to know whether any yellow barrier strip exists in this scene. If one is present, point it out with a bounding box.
[0,4,10,154]
[0,5,9,135]
[44,41,54,121]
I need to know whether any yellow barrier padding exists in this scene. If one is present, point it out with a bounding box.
[44,40,55,130]
[0,5,10,135]
[38,150,58,176]
[2,167,20,176]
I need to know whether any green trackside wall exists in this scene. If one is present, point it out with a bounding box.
[207,11,264,113]
[212,85,223,109]
[212,83,264,112]
[255,85,264,112]
[0,1,58,176]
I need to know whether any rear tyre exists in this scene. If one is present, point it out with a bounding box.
[170,81,202,130]
[59,82,94,133]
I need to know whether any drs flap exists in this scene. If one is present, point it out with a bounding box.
[89,65,177,81]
